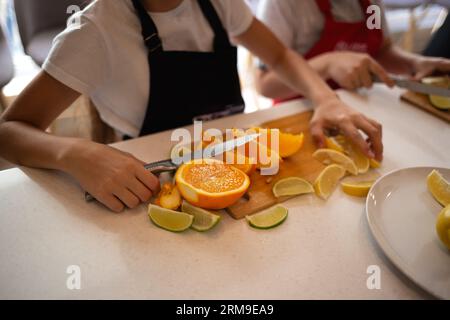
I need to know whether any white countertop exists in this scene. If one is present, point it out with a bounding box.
[1,85,449,299]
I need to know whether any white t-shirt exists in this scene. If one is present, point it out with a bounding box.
[257,0,389,55]
[43,0,253,137]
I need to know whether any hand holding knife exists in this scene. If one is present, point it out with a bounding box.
[85,133,260,202]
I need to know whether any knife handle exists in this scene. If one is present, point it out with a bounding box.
[84,160,178,203]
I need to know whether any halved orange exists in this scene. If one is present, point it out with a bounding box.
[175,159,250,210]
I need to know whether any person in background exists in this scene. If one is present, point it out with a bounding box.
[424,13,450,59]
[255,0,450,103]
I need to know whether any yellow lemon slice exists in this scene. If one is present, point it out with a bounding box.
[341,181,374,197]
[314,164,346,200]
[427,170,450,207]
[246,205,288,229]
[325,136,345,153]
[313,149,358,175]
[436,204,450,250]
[272,177,314,198]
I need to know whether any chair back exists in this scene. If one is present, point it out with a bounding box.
[14,0,86,51]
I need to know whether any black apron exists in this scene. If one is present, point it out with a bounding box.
[131,0,245,136]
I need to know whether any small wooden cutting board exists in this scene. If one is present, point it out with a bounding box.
[401,91,450,123]
[226,111,324,219]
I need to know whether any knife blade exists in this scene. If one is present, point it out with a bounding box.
[85,133,260,202]
[385,74,450,98]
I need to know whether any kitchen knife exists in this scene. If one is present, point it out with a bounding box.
[378,74,450,98]
[85,133,260,202]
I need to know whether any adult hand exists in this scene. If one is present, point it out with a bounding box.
[324,51,395,90]
[412,56,450,80]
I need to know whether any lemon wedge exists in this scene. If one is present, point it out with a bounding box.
[313,149,358,175]
[148,204,193,232]
[272,177,314,198]
[436,205,450,250]
[314,164,346,200]
[341,181,374,197]
[422,77,450,110]
[246,205,288,229]
[427,170,450,206]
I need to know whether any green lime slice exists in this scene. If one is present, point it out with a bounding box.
[181,201,221,232]
[246,205,288,229]
[148,204,193,232]
[272,177,314,198]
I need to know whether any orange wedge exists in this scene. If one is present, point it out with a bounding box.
[154,182,182,210]
[247,127,304,158]
[175,159,250,210]
[221,151,256,176]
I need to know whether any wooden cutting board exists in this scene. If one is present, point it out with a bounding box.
[401,91,450,123]
[226,111,325,219]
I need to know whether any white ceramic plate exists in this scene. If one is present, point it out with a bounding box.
[366,166,450,299]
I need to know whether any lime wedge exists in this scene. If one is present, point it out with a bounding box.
[272,177,314,198]
[148,204,193,232]
[427,170,450,207]
[181,201,221,232]
[246,205,288,229]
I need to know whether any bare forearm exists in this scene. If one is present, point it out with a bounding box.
[0,120,79,171]
[377,42,418,75]
[269,49,337,105]
[256,53,330,99]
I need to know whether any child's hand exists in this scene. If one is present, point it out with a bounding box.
[64,141,160,212]
[310,97,383,161]
[323,52,394,90]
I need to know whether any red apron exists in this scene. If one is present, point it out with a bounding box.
[274,0,384,104]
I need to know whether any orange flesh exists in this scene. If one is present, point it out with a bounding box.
[183,163,246,193]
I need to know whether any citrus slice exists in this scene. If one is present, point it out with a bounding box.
[272,177,314,198]
[422,76,450,110]
[331,136,370,174]
[312,149,358,175]
[341,181,374,197]
[427,170,450,206]
[148,204,193,232]
[369,159,381,169]
[325,136,345,153]
[181,201,221,232]
[314,164,346,200]
[246,205,288,229]
[175,158,250,210]
[155,183,182,210]
[221,151,256,176]
[248,127,304,158]
[436,204,450,250]
[429,95,450,110]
